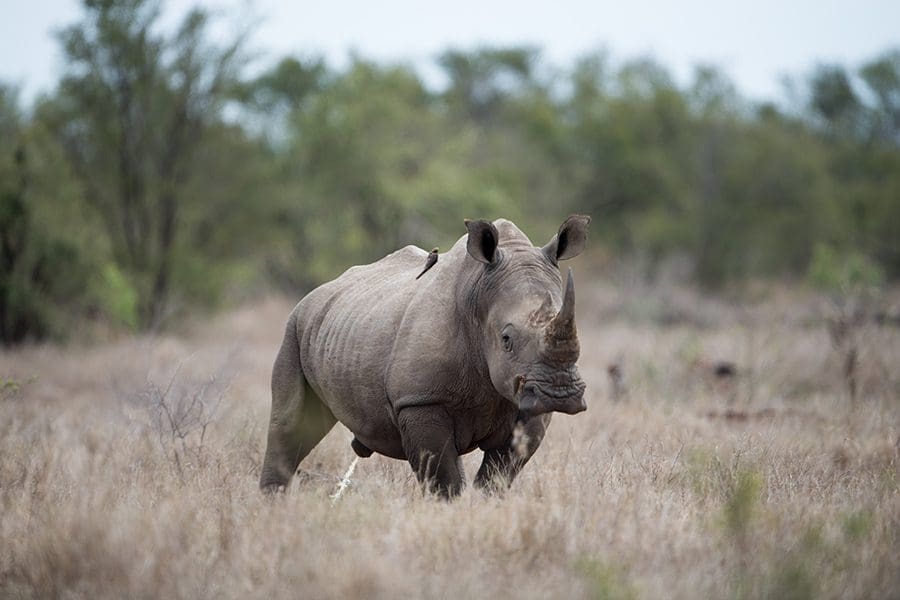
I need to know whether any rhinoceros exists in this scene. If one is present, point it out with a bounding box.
[260,215,591,497]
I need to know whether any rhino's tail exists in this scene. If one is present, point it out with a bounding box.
[260,311,336,492]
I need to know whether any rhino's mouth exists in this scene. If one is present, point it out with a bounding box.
[514,368,587,417]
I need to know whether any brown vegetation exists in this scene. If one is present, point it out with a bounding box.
[1,286,898,599]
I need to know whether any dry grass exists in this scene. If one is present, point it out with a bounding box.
[1,288,899,599]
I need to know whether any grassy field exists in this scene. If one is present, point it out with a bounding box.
[1,284,898,599]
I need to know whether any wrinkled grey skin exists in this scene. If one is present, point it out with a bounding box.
[260,215,591,497]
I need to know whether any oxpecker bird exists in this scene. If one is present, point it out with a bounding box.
[416,247,439,279]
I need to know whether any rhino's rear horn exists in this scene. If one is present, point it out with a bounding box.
[544,269,580,364]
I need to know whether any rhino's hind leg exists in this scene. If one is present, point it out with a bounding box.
[474,413,551,492]
[260,319,337,492]
[398,406,463,499]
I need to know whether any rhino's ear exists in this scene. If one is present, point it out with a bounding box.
[464,219,500,264]
[543,214,591,263]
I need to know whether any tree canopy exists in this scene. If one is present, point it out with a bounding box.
[1,0,899,344]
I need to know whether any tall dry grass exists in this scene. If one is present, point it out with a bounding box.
[1,288,898,599]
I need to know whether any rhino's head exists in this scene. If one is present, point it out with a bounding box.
[465,215,591,418]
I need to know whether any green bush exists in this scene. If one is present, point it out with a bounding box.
[92,264,138,329]
[807,243,885,292]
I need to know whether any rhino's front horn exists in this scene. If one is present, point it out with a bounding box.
[544,269,580,364]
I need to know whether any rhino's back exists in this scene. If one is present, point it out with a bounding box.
[293,245,429,441]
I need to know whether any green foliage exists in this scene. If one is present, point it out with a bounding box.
[723,469,762,539]
[439,47,540,124]
[1,376,35,400]
[841,509,873,541]
[807,243,885,292]
[0,86,95,344]
[768,556,817,600]
[94,263,138,329]
[809,64,861,134]
[575,558,637,600]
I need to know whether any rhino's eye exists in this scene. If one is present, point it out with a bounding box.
[501,332,513,352]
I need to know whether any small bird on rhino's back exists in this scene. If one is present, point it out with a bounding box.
[416,247,439,279]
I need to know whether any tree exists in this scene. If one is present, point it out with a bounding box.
[281,58,437,283]
[859,49,900,145]
[809,64,861,137]
[0,86,91,344]
[50,0,246,328]
[438,47,540,126]
[235,56,328,145]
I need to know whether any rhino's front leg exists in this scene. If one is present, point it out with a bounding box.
[397,405,464,499]
[474,413,552,492]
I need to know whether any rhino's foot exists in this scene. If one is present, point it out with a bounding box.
[351,437,373,458]
[259,476,289,494]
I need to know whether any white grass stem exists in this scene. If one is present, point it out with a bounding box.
[330,456,359,506]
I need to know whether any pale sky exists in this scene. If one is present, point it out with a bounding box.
[1,0,898,104]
